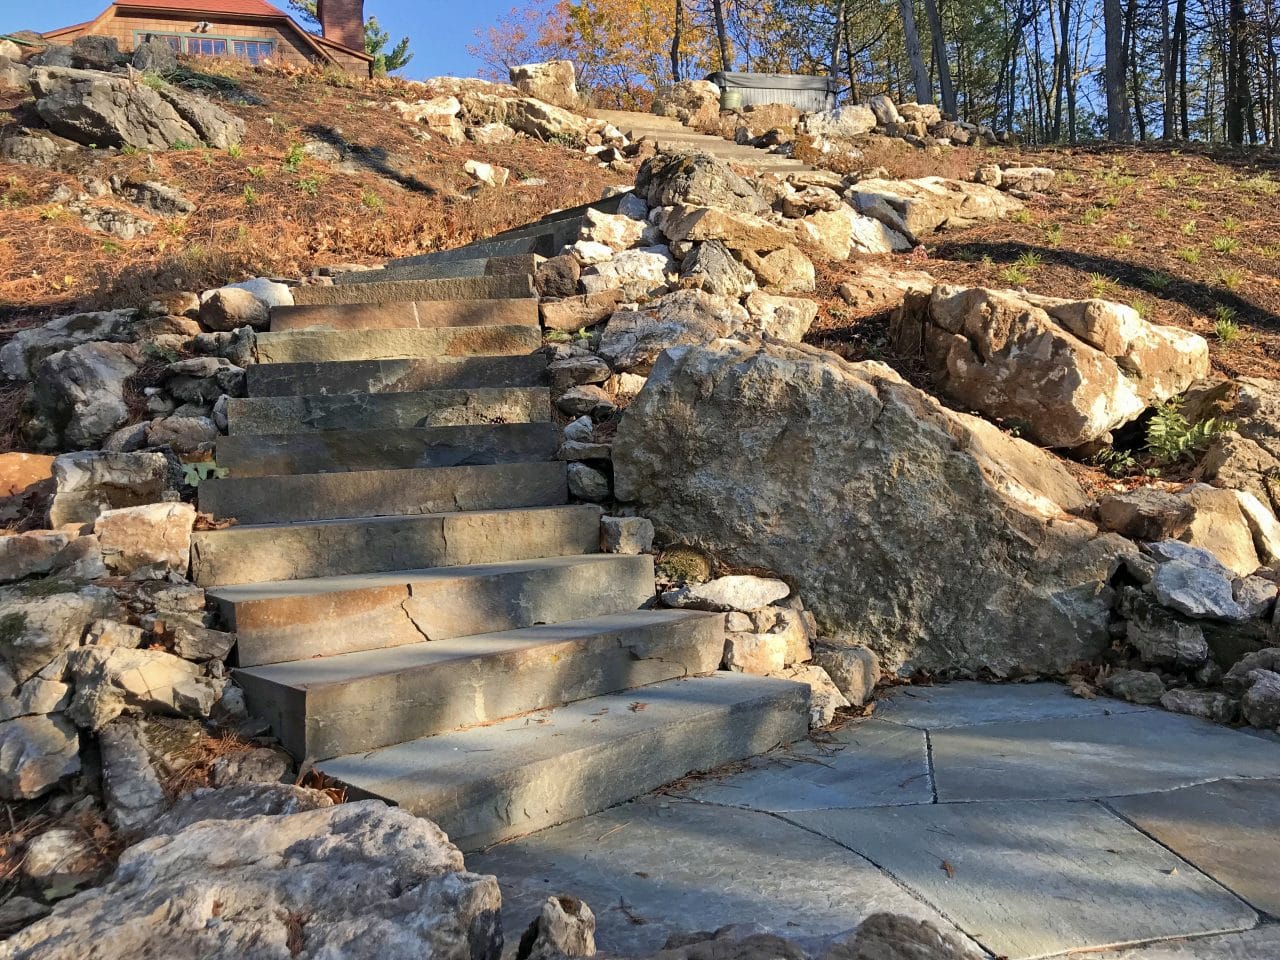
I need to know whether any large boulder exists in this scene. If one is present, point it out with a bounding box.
[29,67,244,150]
[846,177,1023,244]
[509,60,578,107]
[506,97,589,142]
[0,309,137,381]
[614,339,1131,676]
[652,79,721,127]
[802,105,877,140]
[1193,377,1280,514]
[1,801,503,960]
[636,150,768,215]
[0,714,80,800]
[793,205,910,258]
[891,286,1210,448]
[28,342,141,451]
[48,451,175,527]
[658,205,794,254]
[599,290,749,373]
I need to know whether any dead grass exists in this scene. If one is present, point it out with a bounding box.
[0,59,618,325]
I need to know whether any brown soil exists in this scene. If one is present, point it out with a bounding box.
[0,59,618,325]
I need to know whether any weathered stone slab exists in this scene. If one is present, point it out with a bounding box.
[212,553,656,666]
[1109,780,1280,917]
[191,503,601,586]
[236,609,724,758]
[875,681,1150,728]
[225,387,550,435]
[254,325,540,364]
[929,711,1280,802]
[787,800,1257,959]
[198,460,568,524]
[215,423,560,478]
[332,253,539,286]
[288,273,534,306]
[388,234,557,267]
[245,354,547,397]
[325,675,812,852]
[677,719,931,811]
[269,298,538,332]
[472,794,966,955]
[1091,926,1280,958]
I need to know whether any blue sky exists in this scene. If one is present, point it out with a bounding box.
[2,0,519,78]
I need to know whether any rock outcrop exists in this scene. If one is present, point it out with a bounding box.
[614,339,1130,675]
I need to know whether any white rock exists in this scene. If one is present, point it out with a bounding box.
[662,575,791,612]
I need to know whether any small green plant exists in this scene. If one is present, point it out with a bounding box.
[1111,232,1134,249]
[1214,308,1241,343]
[1081,207,1105,226]
[1178,247,1201,264]
[1242,175,1278,196]
[247,165,266,178]
[1141,270,1172,291]
[1181,220,1198,236]
[141,71,167,91]
[297,176,320,196]
[1016,251,1043,270]
[1057,170,1079,185]
[1042,223,1064,246]
[1130,299,1152,319]
[182,461,230,486]
[242,185,258,207]
[226,143,243,159]
[1154,206,1172,220]
[1185,197,1204,212]
[1100,192,1121,209]
[1218,268,1245,291]
[1184,173,1206,186]
[1220,215,1241,232]
[282,143,306,173]
[121,144,141,157]
[39,205,67,221]
[169,139,197,151]
[1000,264,1031,285]
[1087,273,1113,297]
[1092,446,1139,477]
[1011,209,1032,224]
[1145,399,1235,465]
[360,190,384,211]
[1212,236,1239,254]
[1259,244,1280,258]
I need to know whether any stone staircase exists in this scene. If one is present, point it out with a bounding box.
[591,109,817,173]
[190,212,810,852]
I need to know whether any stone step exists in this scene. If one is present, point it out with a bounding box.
[245,355,547,397]
[214,422,560,478]
[254,325,540,364]
[211,553,658,667]
[190,503,602,587]
[321,673,810,851]
[269,298,539,333]
[289,273,534,307]
[236,609,726,760]
[197,460,567,525]
[225,387,551,436]
[333,253,539,286]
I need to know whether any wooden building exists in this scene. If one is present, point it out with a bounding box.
[44,0,372,77]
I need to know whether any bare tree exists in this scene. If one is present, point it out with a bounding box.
[922,0,956,113]
[1104,0,1133,139]
[671,0,684,82]
[712,0,731,69]
[899,0,934,102]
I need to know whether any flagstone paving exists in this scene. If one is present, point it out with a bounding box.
[471,682,1280,959]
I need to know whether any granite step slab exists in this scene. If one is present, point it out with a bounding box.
[254,325,540,364]
[332,253,540,286]
[268,298,538,332]
[214,422,560,478]
[191,502,602,587]
[236,609,725,759]
[289,273,534,306]
[211,552,657,666]
[322,673,810,850]
[245,354,547,397]
[197,460,567,525]
[225,387,551,435]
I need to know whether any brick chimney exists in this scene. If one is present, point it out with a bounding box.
[317,0,364,52]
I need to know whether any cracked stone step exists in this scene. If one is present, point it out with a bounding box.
[320,672,811,851]
[235,609,726,760]
[289,273,534,306]
[333,254,539,286]
[211,553,658,667]
[269,298,539,333]
[225,387,551,435]
[254,325,541,364]
[190,503,602,587]
[197,460,568,525]
[245,354,547,397]
[214,422,561,478]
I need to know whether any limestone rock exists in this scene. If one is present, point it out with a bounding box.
[94,501,196,579]
[200,287,270,332]
[635,150,768,215]
[1175,485,1261,577]
[556,385,614,418]
[680,240,757,298]
[0,585,118,683]
[30,66,243,150]
[580,207,647,250]
[1223,648,1280,693]
[836,265,934,313]
[132,37,178,73]
[1241,669,1280,729]
[99,719,168,833]
[49,451,174,527]
[601,516,654,555]
[802,105,877,140]
[1151,557,1246,621]
[1000,167,1055,193]
[28,341,141,450]
[567,463,610,502]
[0,677,72,721]
[22,827,103,893]
[507,97,589,142]
[1119,590,1209,666]
[738,246,815,294]
[723,633,787,674]
[652,80,721,127]
[148,782,334,837]
[146,415,219,454]
[580,246,676,300]
[465,159,510,188]
[1098,488,1194,541]
[795,206,910,259]
[536,255,582,299]
[662,576,790,613]
[847,177,1023,244]
[0,532,73,583]
[1,801,503,960]
[0,714,80,800]
[892,286,1209,448]
[1159,688,1238,723]
[743,292,818,342]
[658,205,794,254]
[778,664,849,727]
[0,55,29,90]
[65,646,221,731]
[0,308,136,380]
[614,340,1129,675]
[1104,668,1166,704]
[825,912,985,960]
[811,643,880,705]
[510,60,578,107]
[599,290,749,373]
[394,95,465,143]
[516,894,596,960]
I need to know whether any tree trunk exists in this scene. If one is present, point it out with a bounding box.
[1126,0,1147,138]
[1226,0,1251,142]
[923,0,956,113]
[1051,0,1071,140]
[829,0,846,86]
[670,0,683,83]
[899,0,934,102]
[1104,0,1133,139]
[712,0,731,71]
[1175,0,1190,136]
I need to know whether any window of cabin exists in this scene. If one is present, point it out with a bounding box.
[185,37,227,56]
[135,33,181,50]
[231,40,274,64]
